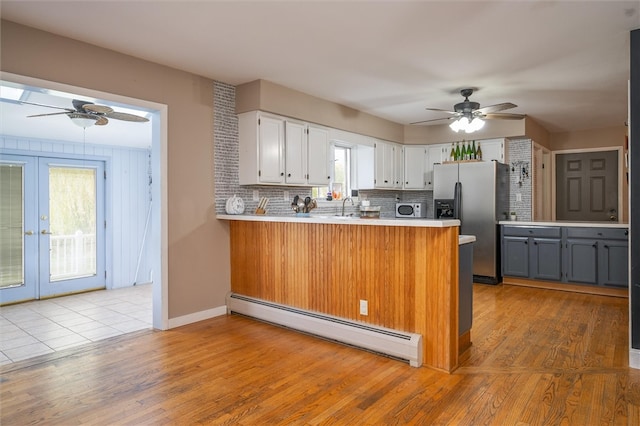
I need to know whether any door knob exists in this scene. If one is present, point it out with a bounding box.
[25,230,34,236]
[41,229,52,235]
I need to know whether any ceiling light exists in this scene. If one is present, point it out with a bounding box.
[69,114,97,128]
[449,115,484,133]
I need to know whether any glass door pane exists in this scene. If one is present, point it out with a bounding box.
[0,164,24,288]
[0,155,37,305]
[39,158,105,298]
[48,167,97,281]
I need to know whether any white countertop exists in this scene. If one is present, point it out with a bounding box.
[218,214,460,228]
[498,220,628,228]
[459,235,476,245]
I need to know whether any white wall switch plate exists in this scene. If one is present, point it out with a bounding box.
[253,190,259,201]
[516,193,522,202]
[359,299,368,316]
[283,190,289,201]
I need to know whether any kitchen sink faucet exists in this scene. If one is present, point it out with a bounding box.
[342,197,354,216]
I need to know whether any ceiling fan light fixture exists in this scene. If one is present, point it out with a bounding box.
[449,115,484,133]
[467,117,485,133]
[69,113,97,128]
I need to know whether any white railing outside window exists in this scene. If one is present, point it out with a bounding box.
[50,231,96,281]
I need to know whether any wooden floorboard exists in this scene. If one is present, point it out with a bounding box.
[2,283,640,425]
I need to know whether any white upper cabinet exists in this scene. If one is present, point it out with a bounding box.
[238,111,285,185]
[477,138,508,163]
[239,111,330,186]
[425,144,448,190]
[403,145,427,190]
[394,144,404,189]
[306,125,331,186]
[285,120,307,185]
[374,139,397,189]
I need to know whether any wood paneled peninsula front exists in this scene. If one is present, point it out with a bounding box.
[219,214,463,372]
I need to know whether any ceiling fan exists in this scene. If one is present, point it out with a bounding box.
[411,88,525,132]
[21,99,149,127]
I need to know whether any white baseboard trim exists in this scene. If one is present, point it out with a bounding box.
[167,305,227,329]
[227,293,423,367]
[630,348,640,370]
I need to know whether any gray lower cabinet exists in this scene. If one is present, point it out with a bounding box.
[599,239,629,287]
[502,225,629,288]
[564,227,629,288]
[564,238,598,284]
[501,226,561,280]
[502,236,529,277]
[530,238,562,281]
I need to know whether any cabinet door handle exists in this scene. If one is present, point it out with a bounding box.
[533,241,538,245]
[287,173,291,177]
[524,240,528,245]
[604,244,609,249]
[592,243,597,247]
[280,172,284,176]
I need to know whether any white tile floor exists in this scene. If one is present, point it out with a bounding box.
[0,284,152,365]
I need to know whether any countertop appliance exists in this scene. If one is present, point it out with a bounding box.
[434,161,509,284]
[396,202,426,218]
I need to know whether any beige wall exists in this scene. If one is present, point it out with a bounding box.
[550,125,627,150]
[1,21,229,318]
[237,79,405,143]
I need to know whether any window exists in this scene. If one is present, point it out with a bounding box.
[312,145,352,200]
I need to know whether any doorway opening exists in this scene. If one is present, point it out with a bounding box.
[0,73,168,336]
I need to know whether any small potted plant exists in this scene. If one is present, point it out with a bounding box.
[509,211,517,221]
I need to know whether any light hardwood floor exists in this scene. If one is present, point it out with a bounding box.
[1,284,639,425]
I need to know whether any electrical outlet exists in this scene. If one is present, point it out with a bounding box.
[359,299,368,316]
[516,193,522,202]
[253,190,259,201]
[283,190,289,201]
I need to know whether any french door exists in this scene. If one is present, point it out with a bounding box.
[0,155,105,304]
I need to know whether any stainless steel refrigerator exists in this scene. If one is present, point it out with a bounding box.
[434,161,509,284]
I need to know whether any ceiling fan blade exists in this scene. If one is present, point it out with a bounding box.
[95,116,109,126]
[20,100,74,112]
[410,116,455,125]
[105,111,149,122]
[424,107,458,114]
[26,111,71,118]
[83,104,114,114]
[475,102,517,114]
[483,112,526,120]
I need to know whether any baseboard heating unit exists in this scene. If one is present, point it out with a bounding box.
[226,293,423,367]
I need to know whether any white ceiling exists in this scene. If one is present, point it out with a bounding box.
[1,1,639,146]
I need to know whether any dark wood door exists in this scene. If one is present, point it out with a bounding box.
[556,151,618,221]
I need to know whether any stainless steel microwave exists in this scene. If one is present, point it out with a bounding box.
[395,203,426,218]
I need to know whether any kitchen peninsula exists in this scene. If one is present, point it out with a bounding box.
[219,214,466,372]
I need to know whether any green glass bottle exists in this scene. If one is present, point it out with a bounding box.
[476,142,482,160]
[471,140,476,160]
[462,142,468,160]
[450,143,455,162]
[455,142,461,161]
